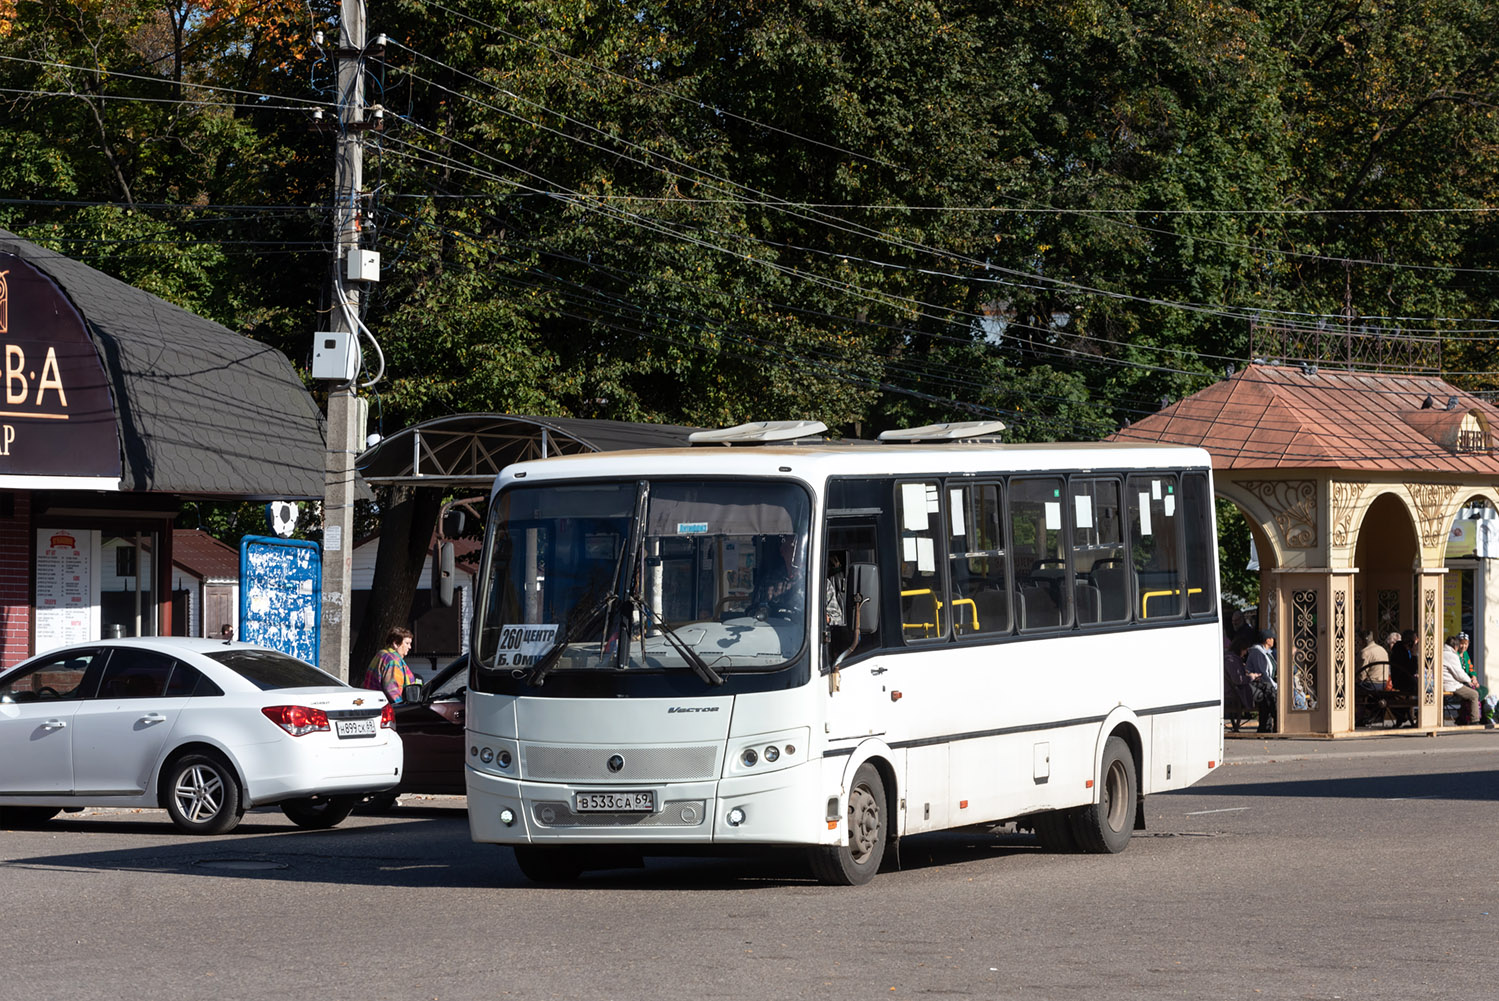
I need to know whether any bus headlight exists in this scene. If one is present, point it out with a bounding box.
[729,727,809,776]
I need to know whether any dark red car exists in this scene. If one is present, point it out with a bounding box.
[364,655,467,811]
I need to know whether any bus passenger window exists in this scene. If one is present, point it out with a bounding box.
[1181,472,1217,616]
[1127,473,1182,619]
[1010,477,1070,631]
[896,480,948,641]
[1070,477,1128,625]
[947,482,1010,636]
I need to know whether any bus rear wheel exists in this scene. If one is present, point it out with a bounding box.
[809,762,887,886]
[1072,736,1137,853]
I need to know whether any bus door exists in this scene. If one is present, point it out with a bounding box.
[823,517,891,742]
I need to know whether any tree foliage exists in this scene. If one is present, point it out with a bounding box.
[3,0,1497,434]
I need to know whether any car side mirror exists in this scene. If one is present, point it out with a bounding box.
[850,563,880,635]
[401,682,425,704]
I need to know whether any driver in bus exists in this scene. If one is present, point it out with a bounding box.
[763,535,844,627]
[763,535,805,613]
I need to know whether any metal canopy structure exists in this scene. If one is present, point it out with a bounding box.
[355,413,703,487]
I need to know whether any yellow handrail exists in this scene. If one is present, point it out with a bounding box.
[900,587,942,635]
[1141,587,1203,618]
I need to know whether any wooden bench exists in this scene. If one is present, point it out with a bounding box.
[1356,688,1417,727]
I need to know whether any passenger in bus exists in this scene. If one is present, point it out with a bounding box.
[1245,629,1278,732]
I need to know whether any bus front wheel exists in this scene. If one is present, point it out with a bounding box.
[809,762,887,886]
[1071,736,1137,853]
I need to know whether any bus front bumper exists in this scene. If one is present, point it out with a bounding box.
[465,760,832,846]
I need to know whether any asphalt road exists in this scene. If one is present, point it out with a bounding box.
[3,731,1496,1001]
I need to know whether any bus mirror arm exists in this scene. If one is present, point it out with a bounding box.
[832,563,880,674]
[831,594,866,672]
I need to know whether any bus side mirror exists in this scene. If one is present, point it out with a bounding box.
[850,563,880,635]
[432,541,455,608]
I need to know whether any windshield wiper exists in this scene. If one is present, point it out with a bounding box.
[527,594,616,687]
[634,594,725,687]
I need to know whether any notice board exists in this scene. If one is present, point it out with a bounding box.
[240,535,321,665]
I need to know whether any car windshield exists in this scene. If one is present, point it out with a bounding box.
[475,478,811,679]
[206,649,345,690]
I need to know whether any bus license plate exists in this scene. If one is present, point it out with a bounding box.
[334,718,377,739]
[574,790,654,813]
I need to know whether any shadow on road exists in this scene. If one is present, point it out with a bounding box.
[1185,768,1499,802]
[2,808,1062,889]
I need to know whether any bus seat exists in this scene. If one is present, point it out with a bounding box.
[971,588,1009,634]
[1020,585,1060,629]
[1074,581,1102,625]
[1093,565,1130,622]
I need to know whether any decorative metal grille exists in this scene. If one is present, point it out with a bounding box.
[1333,590,1347,711]
[1292,588,1319,711]
[1377,589,1400,640]
[1422,589,1437,705]
[1250,320,1439,373]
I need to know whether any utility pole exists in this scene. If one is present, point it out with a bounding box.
[319,0,366,681]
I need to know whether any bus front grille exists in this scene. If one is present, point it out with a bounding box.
[523,744,720,782]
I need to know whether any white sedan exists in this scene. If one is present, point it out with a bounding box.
[0,638,402,835]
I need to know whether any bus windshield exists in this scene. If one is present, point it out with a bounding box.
[476,478,812,681]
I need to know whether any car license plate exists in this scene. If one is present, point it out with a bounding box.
[334,717,377,739]
[574,790,654,813]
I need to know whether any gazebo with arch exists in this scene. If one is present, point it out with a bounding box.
[1115,361,1499,735]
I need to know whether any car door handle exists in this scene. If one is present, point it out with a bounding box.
[41,719,67,730]
[138,713,167,724]
[870,666,888,675]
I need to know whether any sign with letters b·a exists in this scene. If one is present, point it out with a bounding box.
[0,255,120,477]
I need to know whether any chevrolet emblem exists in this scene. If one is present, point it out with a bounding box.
[353,697,365,706]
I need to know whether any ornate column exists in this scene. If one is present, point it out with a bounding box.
[1417,571,1444,728]
[1326,575,1354,734]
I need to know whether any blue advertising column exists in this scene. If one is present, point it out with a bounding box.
[240,535,322,665]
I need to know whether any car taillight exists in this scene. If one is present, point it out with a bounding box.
[380,703,395,728]
[262,705,330,736]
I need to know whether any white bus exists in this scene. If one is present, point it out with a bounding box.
[464,421,1223,884]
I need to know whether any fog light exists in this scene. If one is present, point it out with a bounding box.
[726,806,746,827]
[763,745,780,762]
[497,749,513,768]
[479,747,494,764]
[499,808,515,826]
[741,748,758,767]
[470,745,478,757]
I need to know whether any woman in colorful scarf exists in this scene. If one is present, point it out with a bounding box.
[364,626,416,703]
